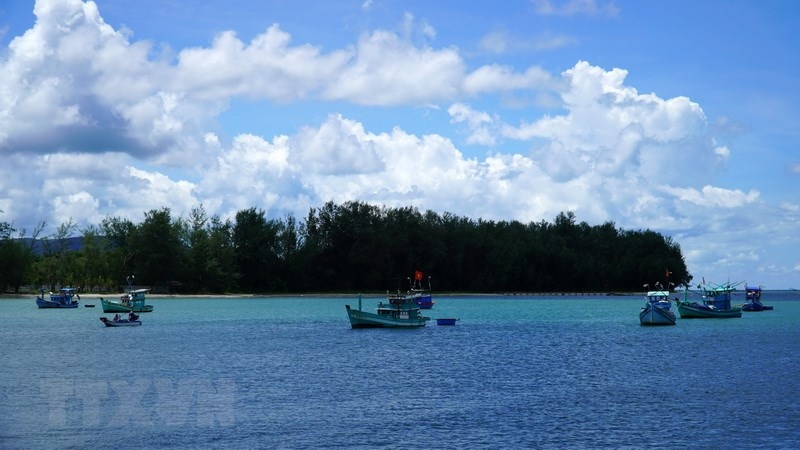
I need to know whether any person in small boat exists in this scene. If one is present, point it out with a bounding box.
[113,314,120,322]
[128,312,138,321]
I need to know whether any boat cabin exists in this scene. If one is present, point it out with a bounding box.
[745,285,762,301]
[703,288,734,310]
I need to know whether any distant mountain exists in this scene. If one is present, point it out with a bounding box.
[16,237,84,255]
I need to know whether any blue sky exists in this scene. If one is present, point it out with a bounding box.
[1,0,799,288]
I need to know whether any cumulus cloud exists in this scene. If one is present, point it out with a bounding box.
[448,103,499,146]
[322,29,464,106]
[501,61,711,184]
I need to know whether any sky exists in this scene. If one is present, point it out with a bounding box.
[1,0,799,288]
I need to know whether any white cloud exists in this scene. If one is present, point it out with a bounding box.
[174,25,350,102]
[323,29,464,106]
[448,103,498,146]
[463,65,555,95]
[663,185,759,208]
[479,30,577,55]
[501,61,711,184]
[532,0,620,17]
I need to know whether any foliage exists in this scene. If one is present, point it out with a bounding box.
[0,202,692,294]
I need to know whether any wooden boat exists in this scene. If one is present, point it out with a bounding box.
[741,285,773,311]
[639,289,676,325]
[100,313,142,327]
[101,276,153,313]
[35,287,79,308]
[676,281,742,318]
[436,318,458,326]
[345,294,429,328]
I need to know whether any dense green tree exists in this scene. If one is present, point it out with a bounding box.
[100,216,139,287]
[0,218,36,293]
[136,208,188,291]
[187,205,238,293]
[5,202,692,294]
[233,208,284,292]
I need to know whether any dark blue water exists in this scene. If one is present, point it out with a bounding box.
[1,292,799,449]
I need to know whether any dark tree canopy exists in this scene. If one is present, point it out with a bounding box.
[1,202,692,294]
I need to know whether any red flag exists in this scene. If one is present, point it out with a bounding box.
[414,270,423,281]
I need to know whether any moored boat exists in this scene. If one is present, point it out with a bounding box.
[676,281,742,318]
[35,287,79,308]
[436,318,458,326]
[100,312,142,327]
[639,288,676,325]
[417,293,435,309]
[101,276,153,313]
[391,270,435,309]
[345,294,429,328]
[741,285,773,311]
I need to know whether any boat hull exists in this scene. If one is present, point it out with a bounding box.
[639,304,676,325]
[417,294,435,309]
[677,301,742,318]
[36,298,79,308]
[345,305,427,328]
[100,317,142,327]
[436,318,458,326]
[101,298,153,313]
[742,302,773,311]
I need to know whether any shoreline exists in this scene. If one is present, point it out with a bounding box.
[3,291,641,299]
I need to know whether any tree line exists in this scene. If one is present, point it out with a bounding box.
[0,202,691,294]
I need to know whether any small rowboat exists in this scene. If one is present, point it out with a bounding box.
[436,318,458,326]
[100,316,142,327]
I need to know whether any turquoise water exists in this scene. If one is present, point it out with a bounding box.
[1,292,799,448]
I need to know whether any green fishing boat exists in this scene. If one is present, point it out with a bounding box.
[345,294,429,328]
[101,289,153,313]
[101,276,153,313]
[676,281,742,318]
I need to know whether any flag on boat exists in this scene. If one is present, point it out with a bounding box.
[414,270,423,281]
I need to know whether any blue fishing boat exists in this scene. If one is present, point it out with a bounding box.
[741,285,773,311]
[35,287,79,308]
[345,294,429,328]
[676,281,742,318]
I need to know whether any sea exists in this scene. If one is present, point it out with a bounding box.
[1,291,799,449]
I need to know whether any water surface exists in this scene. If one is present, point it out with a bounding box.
[1,292,799,448]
